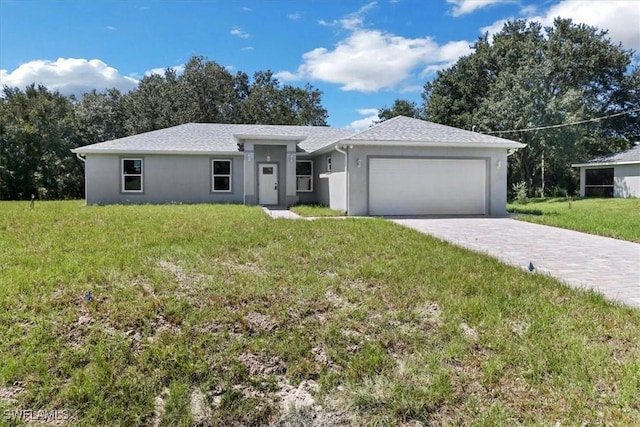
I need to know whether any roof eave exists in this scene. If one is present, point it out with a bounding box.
[345,140,526,149]
[71,149,243,156]
[572,160,640,167]
[233,134,306,142]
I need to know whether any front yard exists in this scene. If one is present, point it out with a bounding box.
[508,197,640,242]
[1,201,638,425]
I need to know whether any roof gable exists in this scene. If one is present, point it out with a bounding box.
[345,116,525,148]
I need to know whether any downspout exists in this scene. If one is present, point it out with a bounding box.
[75,153,86,162]
[334,144,348,214]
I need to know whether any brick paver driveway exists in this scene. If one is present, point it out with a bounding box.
[392,218,640,308]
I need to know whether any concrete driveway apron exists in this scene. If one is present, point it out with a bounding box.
[392,218,640,308]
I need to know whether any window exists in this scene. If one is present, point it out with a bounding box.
[122,158,143,192]
[212,159,232,192]
[326,156,332,172]
[296,160,313,192]
[585,168,614,197]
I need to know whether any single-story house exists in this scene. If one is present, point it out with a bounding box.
[71,116,525,216]
[572,144,640,198]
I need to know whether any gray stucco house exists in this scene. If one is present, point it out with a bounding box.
[572,144,640,198]
[71,116,525,216]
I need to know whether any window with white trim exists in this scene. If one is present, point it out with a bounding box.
[327,156,332,172]
[212,159,232,192]
[122,158,143,192]
[296,160,313,192]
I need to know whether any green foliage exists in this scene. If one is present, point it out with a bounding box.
[1,202,639,425]
[0,85,84,200]
[377,99,422,123]
[511,181,528,204]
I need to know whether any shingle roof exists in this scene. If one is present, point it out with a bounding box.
[573,144,640,166]
[71,116,525,155]
[72,123,353,154]
[345,116,525,148]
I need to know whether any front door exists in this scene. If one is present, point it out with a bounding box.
[258,163,278,205]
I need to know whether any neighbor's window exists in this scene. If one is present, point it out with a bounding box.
[122,158,143,192]
[296,160,313,192]
[327,156,332,172]
[212,159,232,192]
[585,168,614,197]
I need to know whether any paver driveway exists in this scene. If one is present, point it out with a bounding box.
[392,218,640,308]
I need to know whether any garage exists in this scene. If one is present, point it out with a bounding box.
[368,158,488,215]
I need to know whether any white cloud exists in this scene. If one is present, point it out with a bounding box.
[277,29,471,92]
[230,27,250,39]
[481,0,640,52]
[278,3,471,93]
[447,0,512,17]
[288,12,301,20]
[105,25,117,31]
[241,46,254,51]
[340,1,377,30]
[242,7,251,12]
[347,108,379,131]
[318,19,338,27]
[0,58,138,96]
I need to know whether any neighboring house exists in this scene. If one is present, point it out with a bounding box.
[71,116,525,216]
[572,144,640,198]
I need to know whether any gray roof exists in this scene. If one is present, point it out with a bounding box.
[345,116,525,148]
[72,116,524,155]
[72,123,353,154]
[573,144,640,166]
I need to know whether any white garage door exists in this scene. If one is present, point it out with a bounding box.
[369,158,487,215]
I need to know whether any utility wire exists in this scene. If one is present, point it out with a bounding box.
[481,107,640,135]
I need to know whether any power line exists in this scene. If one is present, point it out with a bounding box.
[480,108,640,135]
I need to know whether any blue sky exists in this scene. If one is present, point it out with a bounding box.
[1,0,639,130]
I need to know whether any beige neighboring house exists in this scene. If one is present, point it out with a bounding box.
[71,116,525,216]
[573,144,640,198]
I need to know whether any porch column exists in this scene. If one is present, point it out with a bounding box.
[285,145,299,207]
[243,142,257,205]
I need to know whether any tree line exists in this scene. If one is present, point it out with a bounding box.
[379,18,640,197]
[0,56,329,200]
[2,19,639,201]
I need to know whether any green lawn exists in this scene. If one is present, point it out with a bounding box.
[289,204,346,217]
[508,197,640,242]
[1,201,638,426]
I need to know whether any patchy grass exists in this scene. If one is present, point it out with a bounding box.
[290,204,346,217]
[508,197,640,242]
[1,201,639,426]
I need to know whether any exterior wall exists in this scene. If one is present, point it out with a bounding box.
[315,151,346,208]
[345,145,509,216]
[614,164,640,198]
[578,164,640,198]
[84,154,244,204]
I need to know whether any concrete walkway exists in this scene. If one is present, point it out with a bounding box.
[262,207,303,219]
[392,218,640,308]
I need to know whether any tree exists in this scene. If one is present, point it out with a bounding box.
[403,18,638,196]
[76,88,127,144]
[377,99,422,122]
[240,71,328,125]
[0,85,83,199]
